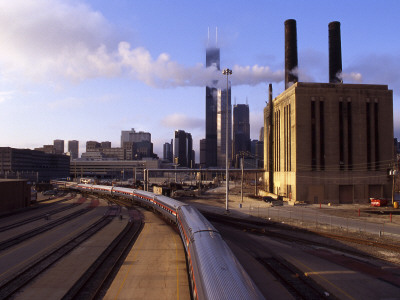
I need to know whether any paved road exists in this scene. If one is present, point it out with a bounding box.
[189,184,400,240]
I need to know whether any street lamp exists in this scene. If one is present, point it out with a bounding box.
[222,68,232,213]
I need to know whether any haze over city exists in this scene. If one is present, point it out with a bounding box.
[0,0,399,159]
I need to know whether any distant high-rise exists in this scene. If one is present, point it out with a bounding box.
[216,87,232,168]
[174,130,194,168]
[204,46,220,167]
[163,140,173,162]
[86,141,101,152]
[68,140,79,159]
[101,141,111,149]
[53,139,64,154]
[259,127,264,142]
[199,139,207,167]
[233,104,250,164]
[121,128,151,146]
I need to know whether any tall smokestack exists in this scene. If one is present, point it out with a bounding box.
[329,21,343,83]
[268,83,273,103]
[268,83,274,193]
[285,19,298,89]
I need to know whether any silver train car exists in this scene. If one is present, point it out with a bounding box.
[63,182,264,300]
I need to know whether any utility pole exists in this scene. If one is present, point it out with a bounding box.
[241,156,244,203]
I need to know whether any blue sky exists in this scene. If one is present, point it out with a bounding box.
[0,0,399,160]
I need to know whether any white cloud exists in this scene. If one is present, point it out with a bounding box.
[0,0,284,88]
[0,91,15,103]
[231,65,284,86]
[0,0,118,81]
[341,72,362,83]
[161,113,203,129]
[47,96,85,109]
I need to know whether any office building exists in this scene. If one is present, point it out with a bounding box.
[132,141,155,160]
[70,159,160,180]
[53,140,64,154]
[34,145,56,154]
[204,46,220,167]
[216,88,232,168]
[121,128,151,146]
[68,140,79,159]
[163,140,173,162]
[174,130,194,168]
[233,104,250,165]
[86,141,101,152]
[199,139,207,167]
[259,127,264,142]
[101,141,111,149]
[202,44,232,168]
[0,147,70,182]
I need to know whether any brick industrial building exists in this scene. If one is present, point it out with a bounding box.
[264,83,393,204]
[263,20,394,204]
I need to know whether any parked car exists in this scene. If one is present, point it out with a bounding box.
[263,196,274,203]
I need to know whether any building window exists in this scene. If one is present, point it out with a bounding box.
[278,110,281,171]
[374,101,379,170]
[284,105,287,172]
[288,104,291,171]
[339,101,344,170]
[347,100,352,170]
[366,101,371,170]
[319,100,325,170]
[311,100,316,170]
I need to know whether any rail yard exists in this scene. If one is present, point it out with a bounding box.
[0,185,399,299]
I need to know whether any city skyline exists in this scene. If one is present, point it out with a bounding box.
[1,0,400,161]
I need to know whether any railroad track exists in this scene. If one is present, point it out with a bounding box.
[63,208,143,299]
[0,194,76,220]
[258,257,335,300]
[0,214,115,299]
[0,203,81,233]
[0,207,93,251]
[202,211,400,255]
[318,232,400,252]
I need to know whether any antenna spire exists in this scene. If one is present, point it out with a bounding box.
[216,27,218,47]
[208,27,210,47]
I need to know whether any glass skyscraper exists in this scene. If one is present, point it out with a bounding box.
[204,46,232,167]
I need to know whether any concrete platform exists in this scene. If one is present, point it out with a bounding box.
[104,208,190,300]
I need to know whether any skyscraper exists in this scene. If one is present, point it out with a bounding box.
[68,140,79,159]
[53,139,64,155]
[163,140,173,162]
[203,41,232,168]
[216,87,232,168]
[174,130,194,168]
[233,104,250,163]
[120,128,151,146]
[204,46,220,167]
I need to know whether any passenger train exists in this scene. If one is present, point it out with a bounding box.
[52,181,264,300]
